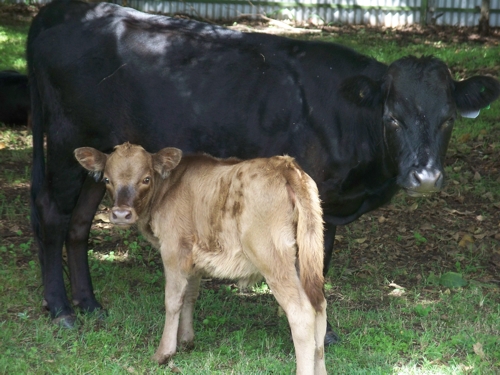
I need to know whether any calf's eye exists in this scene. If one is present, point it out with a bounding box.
[103,177,110,184]
[143,177,151,184]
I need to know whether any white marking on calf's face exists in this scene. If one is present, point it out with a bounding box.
[103,144,155,223]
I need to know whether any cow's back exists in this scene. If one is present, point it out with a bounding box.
[28,1,384,160]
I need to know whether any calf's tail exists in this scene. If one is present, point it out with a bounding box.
[284,159,325,312]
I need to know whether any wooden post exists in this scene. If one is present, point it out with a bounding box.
[478,0,490,36]
[420,0,428,26]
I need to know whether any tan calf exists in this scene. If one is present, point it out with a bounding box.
[75,142,327,375]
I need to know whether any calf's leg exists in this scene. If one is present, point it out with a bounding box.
[266,273,326,375]
[177,274,201,349]
[153,266,189,365]
[314,299,327,375]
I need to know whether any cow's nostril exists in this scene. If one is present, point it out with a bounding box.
[125,212,131,220]
[412,171,421,185]
[435,172,443,187]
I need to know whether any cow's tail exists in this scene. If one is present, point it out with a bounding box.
[27,36,46,261]
[284,158,325,313]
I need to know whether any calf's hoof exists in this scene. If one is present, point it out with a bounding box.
[152,351,174,366]
[53,314,78,329]
[324,325,341,346]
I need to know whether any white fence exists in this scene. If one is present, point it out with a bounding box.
[7,0,500,26]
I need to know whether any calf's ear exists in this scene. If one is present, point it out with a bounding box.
[153,147,182,178]
[454,75,500,113]
[340,75,383,107]
[74,147,108,181]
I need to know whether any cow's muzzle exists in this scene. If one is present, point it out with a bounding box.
[110,206,138,226]
[403,168,443,197]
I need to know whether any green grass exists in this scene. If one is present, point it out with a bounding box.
[1,10,500,375]
[0,15,29,73]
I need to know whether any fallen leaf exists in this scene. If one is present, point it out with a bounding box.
[459,234,474,247]
[458,133,471,143]
[389,282,405,289]
[409,202,419,212]
[476,215,484,222]
[388,288,405,297]
[354,238,367,244]
[474,171,481,181]
[481,192,494,201]
[94,212,110,223]
[473,342,485,359]
[378,216,386,223]
[0,142,6,150]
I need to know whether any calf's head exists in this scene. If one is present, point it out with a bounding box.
[342,55,500,197]
[75,142,182,226]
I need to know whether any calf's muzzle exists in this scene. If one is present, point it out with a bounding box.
[110,206,137,226]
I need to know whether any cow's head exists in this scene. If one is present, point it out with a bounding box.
[341,56,500,197]
[75,142,182,226]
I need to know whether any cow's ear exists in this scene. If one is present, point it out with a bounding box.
[153,147,182,178]
[454,75,500,114]
[340,75,382,107]
[74,147,108,181]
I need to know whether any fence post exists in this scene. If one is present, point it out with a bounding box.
[420,0,428,26]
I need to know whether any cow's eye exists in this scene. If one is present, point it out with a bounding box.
[103,177,110,184]
[143,177,151,185]
[387,117,400,130]
[442,118,454,130]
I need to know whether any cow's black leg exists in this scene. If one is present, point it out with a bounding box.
[323,224,336,276]
[323,223,341,346]
[66,176,106,314]
[35,186,76,328]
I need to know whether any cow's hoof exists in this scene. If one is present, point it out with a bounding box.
[324,327,341,346]
[90,308,108,321]
[53,314,77,329]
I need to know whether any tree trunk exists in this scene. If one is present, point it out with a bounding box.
[478,0,490,37]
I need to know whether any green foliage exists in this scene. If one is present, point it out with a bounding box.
[0,16,29,72]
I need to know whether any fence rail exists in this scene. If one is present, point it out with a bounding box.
[5,0,500,26]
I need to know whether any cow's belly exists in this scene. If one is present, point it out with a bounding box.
[321,177,399,225]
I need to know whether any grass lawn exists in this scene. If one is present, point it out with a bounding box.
[1,4,499,374]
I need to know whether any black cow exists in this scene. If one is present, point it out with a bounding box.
[28,0,500,342]
[0,70,30,126]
